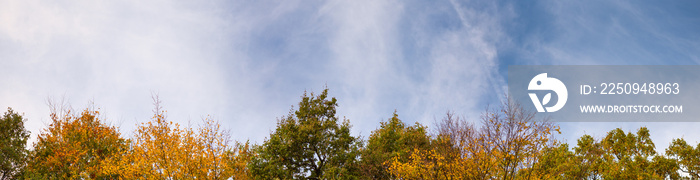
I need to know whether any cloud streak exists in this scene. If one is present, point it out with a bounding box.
[502,0,700,149]
[1,0,697,151]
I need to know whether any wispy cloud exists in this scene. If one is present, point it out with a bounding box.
[503,0,700,148]
[1,0,697,149]
[0,0,241,142]
[0,0,510,144]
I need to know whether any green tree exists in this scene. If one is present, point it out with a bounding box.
[569,134,605,179]
[666,138,700,179]
[0,108,30,180]
[650,155,680,179]
[529,143,575,179]
[536,127,681,179]
[598,127,660,179]
[250,88,360,179]
[358,111,431,179]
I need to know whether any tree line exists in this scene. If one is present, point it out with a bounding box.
[1,88,699,179]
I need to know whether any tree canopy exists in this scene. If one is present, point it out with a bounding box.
[0,108,30,180]
[249,89,360,179]
[358,111,431,179]
[25,108,127,179]
[0,88,698,179]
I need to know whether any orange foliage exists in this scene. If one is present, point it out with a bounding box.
[26,108,127,179]
[387,101,559,180]
[102,101,249,179]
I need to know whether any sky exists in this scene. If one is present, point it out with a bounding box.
[1,0,700,151]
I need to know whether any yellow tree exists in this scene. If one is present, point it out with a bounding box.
[386,112,472,179]
[481,101,558,180]
[386,137,467,180]
[227,141,253,179]
[388,100,559,179]
[195,116,250,179]
[102,97,249,179]
[25,107,128,179]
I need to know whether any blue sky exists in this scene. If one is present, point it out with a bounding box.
[1,0,699,150]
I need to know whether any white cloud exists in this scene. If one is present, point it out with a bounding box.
[0,0,246,144]
[6,0,693,155]
[315,0,509,136]
[413,0,507,125]
[319,0,406,135]
[0,0,511,145]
